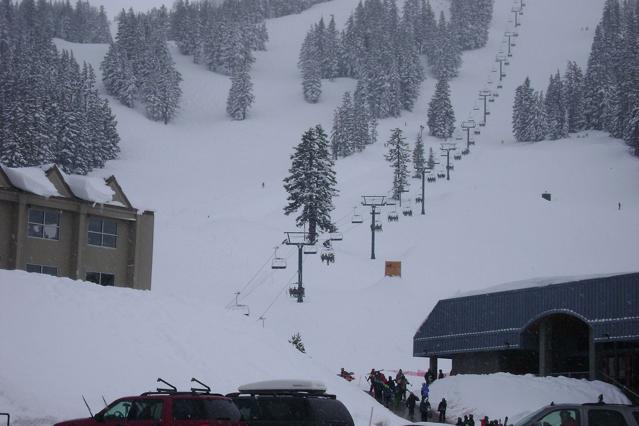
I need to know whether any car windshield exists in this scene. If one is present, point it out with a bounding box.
[512,407,549,426]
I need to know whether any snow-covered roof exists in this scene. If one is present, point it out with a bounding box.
[1,165,61,198]
[452,272,630,298]
[61,172,115,205]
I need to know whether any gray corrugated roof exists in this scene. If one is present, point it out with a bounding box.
[413,273,639,357]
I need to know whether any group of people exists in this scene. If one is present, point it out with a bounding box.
[366,368,411,409]
[455,415,509,426]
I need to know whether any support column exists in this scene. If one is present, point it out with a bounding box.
[539,320,548,376]
[430,357,438,379]
[589,327,596,380]
[14,194,27,269]
[73,204,87,280]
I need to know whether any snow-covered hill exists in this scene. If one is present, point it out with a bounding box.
[2,0,639,424]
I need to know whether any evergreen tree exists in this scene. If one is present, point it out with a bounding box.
[226,68,254,120]
[427,78,455,139]
[544,71,568,140]
[512,77,535,142]
[431,11,461,80]
[384,128,410,200]
[563,61,585,133]
[283,125,338,242]
[331,91,354,158]
[530,90,548,142]
[412,126,426,177]
[142,36,183,124]
[583,24,609,130]
[299,28,322,103]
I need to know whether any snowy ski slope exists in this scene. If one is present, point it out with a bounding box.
[1,0,639,424]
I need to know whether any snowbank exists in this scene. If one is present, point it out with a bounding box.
[428,373,631,424]
[1,166,60,198]
[0,270,406,426]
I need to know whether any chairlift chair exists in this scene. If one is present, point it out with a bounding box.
[402,202,413,217]
[320,248,335,265]
[427,175,436,183]
[473,105,480,111]
[387,210,399,222]
[271,247,287,270]
[351,207,364,224]
[329,232,343,241]
[489,96,496,102]
[374,223,383,232]
[289,286,305,298]
[479,122,486,127]
[462,148,470,155]
[469,139,476,145]
[415,195,423,203]
[303,244,318,255]
[454,153,462,160]
[474,129,481,135]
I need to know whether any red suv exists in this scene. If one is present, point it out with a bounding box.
[54,379,244,426]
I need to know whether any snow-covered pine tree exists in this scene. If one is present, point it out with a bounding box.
[412,126,426,177]
[331,91,354,158]
[299,27,322,103]
[323,15,340,80]
[283,125,338,242]
[563,61,585,133]
[418,0,437,57]
[226,67,254,120]
[384,128,410,200]
[427,78,456,139]
[142,36,183,124]
[397,24,425,112]
[431,11,462,80]
[583,24,609,130]
[544,71,568,140]
[529,90,548,142]
[512,77,535,142]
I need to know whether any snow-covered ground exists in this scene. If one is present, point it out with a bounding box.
[2,0,639,423]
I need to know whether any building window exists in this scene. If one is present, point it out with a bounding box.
[28,208,60,240]
[88,217,117,248]
[86,272,115,286]
[26,264,58,276]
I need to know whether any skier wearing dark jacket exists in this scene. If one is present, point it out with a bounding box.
[406,392,419,420]
[438,398,447,423]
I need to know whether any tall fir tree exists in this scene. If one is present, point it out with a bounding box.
[512,77,535,142]
[563,61,585,133]
[283,125,338,242]
[427,78,456,139]
[384,128,410,200]
[544,71,568,140]
[226,68,254,120]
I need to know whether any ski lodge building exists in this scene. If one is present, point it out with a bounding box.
[414,273,639,397]
[0,165,154,290]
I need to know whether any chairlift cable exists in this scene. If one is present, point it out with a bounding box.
[257,256,307,320]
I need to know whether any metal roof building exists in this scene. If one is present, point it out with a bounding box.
[413,273,639,397]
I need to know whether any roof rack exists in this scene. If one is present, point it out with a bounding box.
[139,378,223,397]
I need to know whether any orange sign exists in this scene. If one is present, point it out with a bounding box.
[385,261,401,277]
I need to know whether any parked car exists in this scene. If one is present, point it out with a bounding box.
[54,379,244,426]
[227,379,354,426]
[513,401,639,426]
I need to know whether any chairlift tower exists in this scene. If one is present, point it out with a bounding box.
[496,54,507,83]
[512,6,521,26]
[440,143,457,181]
[479,90,492,126]
[283,231,316,303]
[461,120,477,152]
[504,31,515,57]
[417,167,433,215]
[361,196,393,260]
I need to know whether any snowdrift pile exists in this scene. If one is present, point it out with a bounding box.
[429,373,631,423]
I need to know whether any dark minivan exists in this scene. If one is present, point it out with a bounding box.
[227,380,354,426]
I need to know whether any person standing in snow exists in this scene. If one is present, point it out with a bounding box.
[387,376,397,407]
[468,414,475,425]
[456,417,463,425]
[406,392,419,420]
[419,397,430,421]
[438,398,447,422]
[420,381,429,400]
[438,369,445,379]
